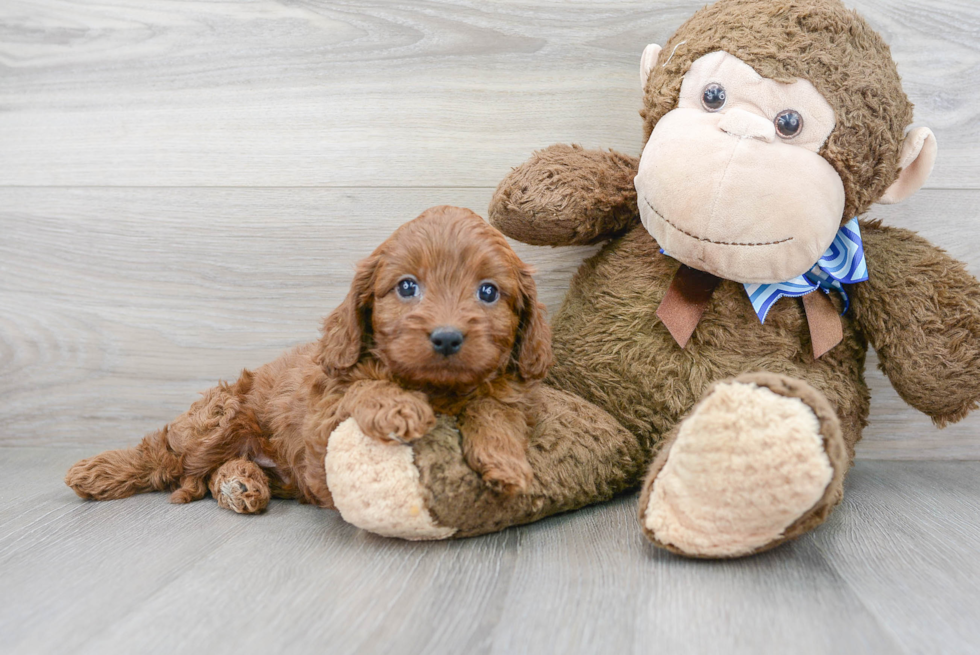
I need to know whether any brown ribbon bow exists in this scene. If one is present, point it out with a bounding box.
[656,265,843,359]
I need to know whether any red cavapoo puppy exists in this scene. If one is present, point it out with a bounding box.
[65,206,552,513]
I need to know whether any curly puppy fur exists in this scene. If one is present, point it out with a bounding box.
[66,206,553,511]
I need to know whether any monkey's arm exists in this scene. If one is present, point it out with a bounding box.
[489,144,640,246]
[850,221,980,426]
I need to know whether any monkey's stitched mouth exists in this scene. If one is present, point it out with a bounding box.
[642,195,794,247]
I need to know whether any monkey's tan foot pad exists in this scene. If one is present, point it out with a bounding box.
[210,459,271,515]
[638,373,846,558]
[325,418,457,540]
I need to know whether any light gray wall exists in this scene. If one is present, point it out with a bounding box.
[2,0,978,457]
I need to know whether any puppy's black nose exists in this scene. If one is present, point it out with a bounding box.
[430,327,464,356]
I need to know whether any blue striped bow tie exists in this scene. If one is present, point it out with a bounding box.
[742,218,868,322]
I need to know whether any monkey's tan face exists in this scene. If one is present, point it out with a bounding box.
[635,51,846,284]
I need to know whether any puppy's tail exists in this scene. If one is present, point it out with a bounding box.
[65,426,183,501]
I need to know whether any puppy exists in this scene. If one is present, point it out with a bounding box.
[65,206,552,513]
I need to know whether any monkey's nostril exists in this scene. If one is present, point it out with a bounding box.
[430,327,464,357]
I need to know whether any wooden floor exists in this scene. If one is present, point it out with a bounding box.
[3,1,980,653]
[2,450,979,655]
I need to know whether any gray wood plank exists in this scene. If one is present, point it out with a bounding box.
[3,449,980,654]
[76,517,520,655]
[0,449,255,655]
[2,187,979,458]
[0,0,977,188]
[815,460,980,655]
[487,499,903,655]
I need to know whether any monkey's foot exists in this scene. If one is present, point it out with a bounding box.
[638,373,847,558]
[209,459,271,515]
[325,418,457,540]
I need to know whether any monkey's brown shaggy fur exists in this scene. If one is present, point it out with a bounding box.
[66,206,553,511]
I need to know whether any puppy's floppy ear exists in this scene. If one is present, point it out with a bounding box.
[317,255,378,372]
[512,265,553,381]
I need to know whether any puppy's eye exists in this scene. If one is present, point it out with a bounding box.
[775,109,803,139]
[701,83,726,112]
[396,277,419,299]
[477,282,498,304]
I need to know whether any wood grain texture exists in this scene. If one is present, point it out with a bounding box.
[1,0,978,188]
[2,186,979,457]
[1,450,978,654]
[814,461,980,655]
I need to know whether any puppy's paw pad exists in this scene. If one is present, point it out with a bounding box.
[216,476,269,514]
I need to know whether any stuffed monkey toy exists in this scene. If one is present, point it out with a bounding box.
[324,0,980,557]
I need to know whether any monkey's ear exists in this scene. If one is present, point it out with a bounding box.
[879,127,938,205]
[316,255,378,372]
[513,267,553,382]
[640,43,663,89]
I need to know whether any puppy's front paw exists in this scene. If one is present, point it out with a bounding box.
[480,458,535,497]
[354,391,436,444]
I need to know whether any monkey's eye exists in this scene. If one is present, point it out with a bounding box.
[396,277,420,299]
[701,83,727,112]
[775,110,804,139]
[477,282,499,304]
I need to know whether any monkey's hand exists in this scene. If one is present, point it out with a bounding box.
[851,220,980,426]
[489,144,640,246]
